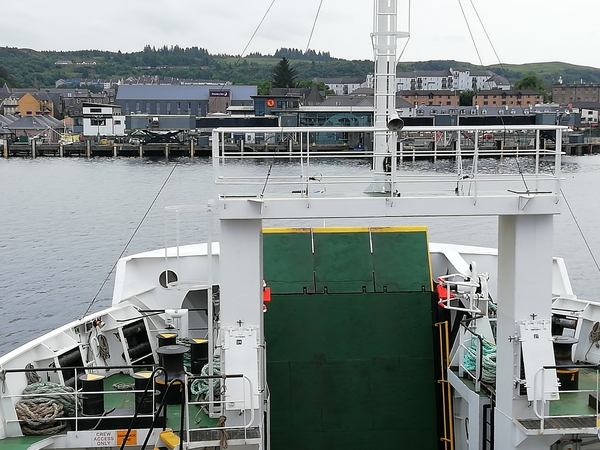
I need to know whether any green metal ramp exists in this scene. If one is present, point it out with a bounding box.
[264,227,438,450]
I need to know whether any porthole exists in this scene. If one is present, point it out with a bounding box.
[159,270,178,288]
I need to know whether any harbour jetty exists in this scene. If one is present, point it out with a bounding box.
[1,136,598,159]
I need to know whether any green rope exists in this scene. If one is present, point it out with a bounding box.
[176,338,193,370]
[21,382,78,416]
[190,355,221,400]
[16,382,78,435]
[463,336,496,385]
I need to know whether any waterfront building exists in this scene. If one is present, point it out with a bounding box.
[82,103,125,137]
[365,68,510,92]
[472,89,542,107]
[115,84,256,117]
[399,90,459,107]
[552,83,600,104]
[313,77,367,95]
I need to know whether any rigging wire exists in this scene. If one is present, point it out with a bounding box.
[261,0,323,198]
[515,157,530,193]
[456,0,484,67]
[455,0,536,195]
[260,126,285,198]
[236,0,277,64]
[466,0,506,76]
[213,0,277,94]
[305,0,325,54]
[80,162,180,319]
[560,188,600,274]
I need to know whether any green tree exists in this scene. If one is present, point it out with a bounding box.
[253,80,271,95]
[271,57,297,88]
[297,80,334,95]
[514,74,550,101]
[0,65,20,87]
[459,89,475,106]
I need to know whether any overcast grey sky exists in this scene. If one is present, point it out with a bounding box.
[2,0,599,68]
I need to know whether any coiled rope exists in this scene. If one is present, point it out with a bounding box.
[15,382,78,435]
[463,336,497,385]
[190,355,221,401]
[98,334,110,360]
[25,363,41,385]
[176,337,194,369]
[15,400,66,435]
[585,321,600,360]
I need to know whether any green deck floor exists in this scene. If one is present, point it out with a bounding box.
[454,366,600,419]
[549,367,600,417]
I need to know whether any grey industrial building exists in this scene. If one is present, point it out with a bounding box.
[115,85,257,117]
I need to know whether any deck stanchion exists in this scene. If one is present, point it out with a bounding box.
[3,139,8,158]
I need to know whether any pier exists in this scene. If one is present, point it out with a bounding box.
[1,138,598,159]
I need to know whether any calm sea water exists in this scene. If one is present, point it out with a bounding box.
[1,155,600,357]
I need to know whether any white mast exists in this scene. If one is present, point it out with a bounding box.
[371,0,408,180]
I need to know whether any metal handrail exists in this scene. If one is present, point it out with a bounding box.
[212,124,565,202]
[184,373,257,444]
[2,365,258,441]
[457,326,495,393]
[531,364,600,432]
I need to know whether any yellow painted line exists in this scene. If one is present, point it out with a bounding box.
[263,227,311,233]
[312,227,370,233]
[370,226,429,233]
[83,374,104,381]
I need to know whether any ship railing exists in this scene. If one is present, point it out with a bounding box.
[1,365,259,441]
[212,125,566,202]
[184,373,259,445]
[530,364,599,432]
[456,326,496,393]
[0,364,159,435]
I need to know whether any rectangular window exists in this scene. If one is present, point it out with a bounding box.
[166,102,171,114]
[255,100,265,116]
[146,102,150,114]
[90,107,102,113]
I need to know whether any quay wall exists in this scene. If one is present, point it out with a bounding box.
[1,140,597,159]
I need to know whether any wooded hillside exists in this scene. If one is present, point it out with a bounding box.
[2,46,600,89]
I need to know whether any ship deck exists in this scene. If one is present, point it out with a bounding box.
[453,366,600,435]
[3,372,218,450]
